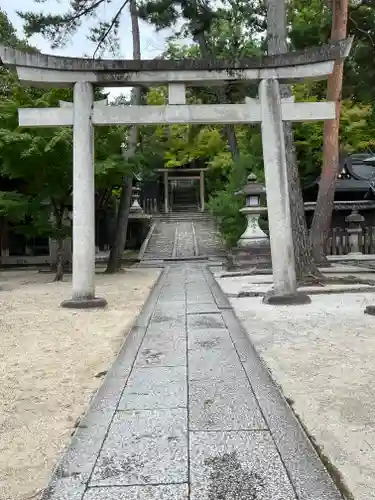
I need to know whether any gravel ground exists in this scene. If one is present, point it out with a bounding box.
[0,267,161,500]
[223,283,375,500]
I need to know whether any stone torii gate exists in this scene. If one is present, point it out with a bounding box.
[0,40,352,308]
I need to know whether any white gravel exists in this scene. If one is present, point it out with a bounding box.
[222,277,375,500]
[0,267,160,500]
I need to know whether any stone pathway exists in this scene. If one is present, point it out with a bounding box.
[142,215,224,260]
[174,222,196,258]
[142,221,177,260]
[44,264,343,500]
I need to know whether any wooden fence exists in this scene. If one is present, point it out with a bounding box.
[326,226,375,255]
[142,197,158,214]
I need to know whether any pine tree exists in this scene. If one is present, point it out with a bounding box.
[310,0,349,262]
[138,0,241,159]
[106,0,142,273]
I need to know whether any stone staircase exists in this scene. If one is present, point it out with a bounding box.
[141,221,176,260]
[194,218,225,257]
[171,181,199,212]
[140,212,224,261]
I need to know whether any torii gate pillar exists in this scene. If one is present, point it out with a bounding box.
[61,82,107,309]
[259,79,310,304]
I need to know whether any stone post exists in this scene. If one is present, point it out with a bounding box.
[259,79,310,305]
[164,171,169,213]
[346,209,364,255]
[61,82,106,309]
[200,170,205,212]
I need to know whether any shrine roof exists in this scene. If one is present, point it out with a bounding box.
[307,154,375,193]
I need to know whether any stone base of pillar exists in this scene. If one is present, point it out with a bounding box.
[263,290,311,305]
[364,305,375,316]
[230,243,271,270]
[61,296,108,309]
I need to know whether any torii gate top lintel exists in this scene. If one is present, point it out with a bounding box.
[0,38,352,88]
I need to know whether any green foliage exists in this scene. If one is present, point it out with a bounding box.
[289,0,375,102]
[0,191,30,219]
[138,0,217,36]
[0,11,125,243]
[18,0,126,56]
[340,102,375,153]
[0,8,22,47]
[208,155,257,249]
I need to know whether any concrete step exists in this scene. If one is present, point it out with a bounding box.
[170,205,199,212]
[153,212,212,222]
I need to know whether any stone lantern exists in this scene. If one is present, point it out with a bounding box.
[130,172,144,214]
[230,173,271,270]
[345,208,364,255]
[128,178,152,250]
[130,185,143,213]
[238,173,268,248]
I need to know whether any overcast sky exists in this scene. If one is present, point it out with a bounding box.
[2,0,171,97]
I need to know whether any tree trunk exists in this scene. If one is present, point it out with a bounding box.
[53,212,64,282]
[223,123,240,160]
[106,0,141,273]
[266,0,319,279]
[310,0,348,263]
[0,216,9,259]
[53,237,64,282]
[106,176,133,273]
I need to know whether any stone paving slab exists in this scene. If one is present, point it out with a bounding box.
[188,345,245,380]
[186,293,214,303]
[187,312,226,330]
[41,264,343,500]
[152,307,186,320]
[83,484,189,499]
[186,302,219,314]
[145,325,186,341]
[189,431,297,500]
[135,338,186,367]
[90,408,188,486]
[119,365,187,410]
[189,377,266,431]
[187,327,234,351]
[154,296,186,307]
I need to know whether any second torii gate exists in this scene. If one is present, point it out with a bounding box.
[0,39,352,308]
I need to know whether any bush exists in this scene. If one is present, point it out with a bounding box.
[207,155,257,249]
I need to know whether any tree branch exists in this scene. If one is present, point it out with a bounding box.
[18,0,107,43]
[50,196,57,212]
[349,0,370,12]
[349,12,375,47]
[93,0,130,58]
[67,0,107,24]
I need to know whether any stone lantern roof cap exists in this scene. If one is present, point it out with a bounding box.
[238,173,266,196]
